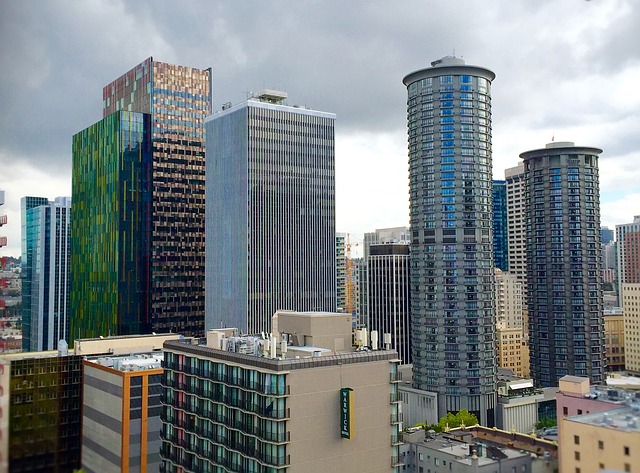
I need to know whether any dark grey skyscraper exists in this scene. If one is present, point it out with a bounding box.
[521,141,604,387]
[367,243,411,364]
[205,90,336,334]
[403,57,497,425]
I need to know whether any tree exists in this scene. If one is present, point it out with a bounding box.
[436,409,479,431]
[535,417,557,429]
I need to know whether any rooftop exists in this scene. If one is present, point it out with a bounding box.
[404,430,532,466]
[164,338,398,372]
[568,405,640,432]
[85,352,164,372]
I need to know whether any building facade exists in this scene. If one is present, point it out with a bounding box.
[368,243,411,364]
[0,334,180,473]
[521,142,604,387]
[492,180,508,271]
[0,351,83,473]
[361,227,410,324]
[72,58,211,341]
[336,233,347,312]
[505,164,527,300]
[604,309,625,372]
[621,283,640,374]
[616,216,640,303]
[205,91,336,334]
[72,111,153,339]
[20,196,49,350]
[20,197,71,351]
[494,268,524,329]
[557,376,640,473]
[496,327,529,378]
[160,313,402,472]
[82,353,164,473]
[403,57,497,425]
[400,429,534,473]
[103,58,210,337]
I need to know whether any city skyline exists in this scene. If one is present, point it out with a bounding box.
[1,0,639,257]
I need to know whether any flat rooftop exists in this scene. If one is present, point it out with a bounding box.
[86,352,164,372]
[164,339,398,372]
[568,405,640,433]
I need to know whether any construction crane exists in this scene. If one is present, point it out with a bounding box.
[345,234,355,315]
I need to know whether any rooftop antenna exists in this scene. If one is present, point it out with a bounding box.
[453,48,456,57]
[551,132,555,142]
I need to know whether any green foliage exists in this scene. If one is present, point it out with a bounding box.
[437,409,479,430]
[414,410,480,434]
[535,417,557,429]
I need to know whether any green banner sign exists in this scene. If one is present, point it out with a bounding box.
[340,387,353,439]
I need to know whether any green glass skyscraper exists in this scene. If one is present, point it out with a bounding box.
[71,111,152,339]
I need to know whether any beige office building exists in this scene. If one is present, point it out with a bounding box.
[496,327,530,378]
[604,309,625,372]
[559,406,640,473]
[622,283,640,374]
[495,268,524,329]
[160,311,403,472]
[505,164,527,302]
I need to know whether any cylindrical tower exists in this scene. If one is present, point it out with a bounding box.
[520,142,604,387]
[403,57,497,426]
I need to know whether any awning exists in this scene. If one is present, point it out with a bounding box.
[509,381,534,390]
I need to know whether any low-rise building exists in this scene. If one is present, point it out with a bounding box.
[557,375,640,473]
[0,333,181,473]
[160,311,403,472]
[559,403,640,473]
[604,308,625,372]
[0,349,83,473]
[497,326,530,378]
[400,428,542,473]
[82,352,165,473]
[496,374,543,434]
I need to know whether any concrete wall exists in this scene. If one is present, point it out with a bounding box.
[560,416,640,473]
[277,311,352,353]
[82,364,123,473]
[286,358,396,472]
[74,333,182,356]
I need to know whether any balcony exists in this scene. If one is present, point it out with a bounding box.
[390,413,403,424]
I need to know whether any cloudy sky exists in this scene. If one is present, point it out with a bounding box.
[1,0,639,257]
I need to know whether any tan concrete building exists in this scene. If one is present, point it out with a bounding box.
[604,309,625,372]
[559,405,640,473]
[495,269,524,329]
[622,283,640,374]
[161,311,402,472]
[497,327,530,378]
[505,164,527,302]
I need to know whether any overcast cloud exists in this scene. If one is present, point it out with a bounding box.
[1,0,639,256]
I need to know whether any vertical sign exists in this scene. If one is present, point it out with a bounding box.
[340,387,353,439]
